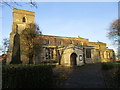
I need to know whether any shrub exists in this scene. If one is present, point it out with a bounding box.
[2,64,53,88]
[101,62,115,70]
[41,59,57,64]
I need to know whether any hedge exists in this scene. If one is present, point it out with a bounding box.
[2,64,53,88]
[114,68,120,87]
[101,62,115,70]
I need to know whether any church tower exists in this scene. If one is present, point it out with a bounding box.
[7,8,35,64]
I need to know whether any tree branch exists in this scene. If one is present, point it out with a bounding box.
[1,0,37,8]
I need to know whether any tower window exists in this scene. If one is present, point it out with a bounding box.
[22,17,26,22]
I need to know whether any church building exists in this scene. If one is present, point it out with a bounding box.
[7,8,115,66]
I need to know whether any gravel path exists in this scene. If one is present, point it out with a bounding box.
[57,64,106,88]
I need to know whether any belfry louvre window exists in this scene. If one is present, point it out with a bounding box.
[22,17,26,22]
[86,49,91,58]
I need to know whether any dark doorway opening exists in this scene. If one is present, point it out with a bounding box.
[70,53,77,66]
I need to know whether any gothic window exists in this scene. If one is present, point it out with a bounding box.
[22,17,26,22]
[45,48,50,59]
[45,48,54,59]
[86,49,91,58]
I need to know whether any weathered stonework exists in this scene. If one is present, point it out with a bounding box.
[7,8,35,64]
[7,8,115,66]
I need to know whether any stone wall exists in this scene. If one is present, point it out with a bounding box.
[37,35,88,46]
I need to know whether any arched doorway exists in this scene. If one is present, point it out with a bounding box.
[70,53,77,66]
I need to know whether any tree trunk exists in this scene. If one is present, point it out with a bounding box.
[28,54,34,64]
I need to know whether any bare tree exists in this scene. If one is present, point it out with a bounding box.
[2,38,9,54]
[21,23,42,64]
[1,0,37,8]
[108,19,120,59]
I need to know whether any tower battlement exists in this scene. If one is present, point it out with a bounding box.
[13,8,35,24]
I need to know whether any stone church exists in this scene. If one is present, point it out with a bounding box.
[7,8,115,66]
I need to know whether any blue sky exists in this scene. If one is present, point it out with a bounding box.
[1,2,118,54]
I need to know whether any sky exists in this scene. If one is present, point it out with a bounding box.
[0,1,118,54]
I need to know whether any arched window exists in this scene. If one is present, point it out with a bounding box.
[22,17,26,22]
